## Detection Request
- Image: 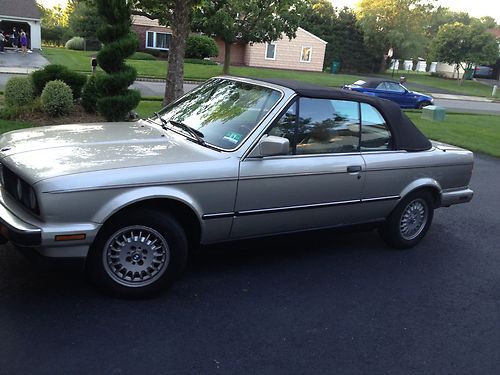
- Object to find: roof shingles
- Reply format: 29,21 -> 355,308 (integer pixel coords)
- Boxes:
0,0 -> 41,20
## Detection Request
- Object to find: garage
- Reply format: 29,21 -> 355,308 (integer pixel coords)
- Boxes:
0,0 -> 41,50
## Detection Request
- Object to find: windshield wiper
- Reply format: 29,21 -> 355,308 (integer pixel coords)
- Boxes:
153,112 -> 168,128
168,119 -> 206,145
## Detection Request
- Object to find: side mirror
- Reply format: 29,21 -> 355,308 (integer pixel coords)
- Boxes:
248,135 -> 290,157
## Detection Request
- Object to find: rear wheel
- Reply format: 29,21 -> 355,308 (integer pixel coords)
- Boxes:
379,191 -> 434,249
86,210 -> 188,297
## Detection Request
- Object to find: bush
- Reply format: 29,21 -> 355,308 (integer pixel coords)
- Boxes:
185,35 -> 219,59
4,77 -> 34,107
65,36 -> 86,50
41,80 -> 74,117
81,74 -> 100,113
184,58 -> 218,65
41,25 -> 69,47
31,64 -> 87,99
129,52 -> 156,60
97,89 -> 141,122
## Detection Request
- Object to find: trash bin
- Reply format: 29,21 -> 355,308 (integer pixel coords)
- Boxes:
463,68 -> 474,80
331,61 -> 341,74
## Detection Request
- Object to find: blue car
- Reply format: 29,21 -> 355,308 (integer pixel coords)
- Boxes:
343,79 -> 434,109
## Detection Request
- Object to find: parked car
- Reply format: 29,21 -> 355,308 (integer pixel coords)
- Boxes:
473,65 -> 494,79
0,77 -> 474,297
343,79 -> 434,109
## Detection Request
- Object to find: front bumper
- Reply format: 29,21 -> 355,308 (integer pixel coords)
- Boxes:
0,199 -> 41,247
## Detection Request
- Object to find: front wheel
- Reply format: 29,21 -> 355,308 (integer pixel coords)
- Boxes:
86,210 -> 188,298
378,191 -> 434,249
417,101 -> 431,109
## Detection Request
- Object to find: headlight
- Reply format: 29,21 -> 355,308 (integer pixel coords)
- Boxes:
16,179 -> 23,199
28,187 -> 38,211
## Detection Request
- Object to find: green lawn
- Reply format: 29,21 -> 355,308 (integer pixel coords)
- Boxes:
0,119 -> 33,133
135,100 -> 163,119
407,112 -> 500,157
381,71 -> 499,99
42,47 -> 498,99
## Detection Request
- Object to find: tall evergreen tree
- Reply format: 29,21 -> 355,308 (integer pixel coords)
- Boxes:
94,0 -> 141,121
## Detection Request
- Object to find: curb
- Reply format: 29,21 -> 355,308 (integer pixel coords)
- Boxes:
429,93 -> 495,103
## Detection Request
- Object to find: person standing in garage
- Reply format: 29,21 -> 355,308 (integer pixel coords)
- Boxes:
20,29 -> 27,55
10,27 -> 18,51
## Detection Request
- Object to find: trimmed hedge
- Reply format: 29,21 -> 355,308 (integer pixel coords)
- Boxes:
41,80 -> 74,117
4,76 -> 34,107
65,36 -> 85,50
185,35 -> 219,59
81,74 -> 100,113
31,64 -> 87,99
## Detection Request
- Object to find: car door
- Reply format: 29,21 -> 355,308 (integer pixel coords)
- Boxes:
231,97 -> 366,239
358,103 -> 416,221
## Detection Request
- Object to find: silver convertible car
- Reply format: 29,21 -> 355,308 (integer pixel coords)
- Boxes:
0,77 -> 473,296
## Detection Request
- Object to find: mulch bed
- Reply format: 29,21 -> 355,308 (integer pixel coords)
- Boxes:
17,104 -> 106,127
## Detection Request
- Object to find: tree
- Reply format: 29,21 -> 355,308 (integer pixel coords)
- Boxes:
430,22 -> 499,83
357,0 -> 432,72
95,0 -> 141,121
68,2 -> 102,39
192,0 -> 307,74
301,1 -> 378,72
133,0 -> 197,105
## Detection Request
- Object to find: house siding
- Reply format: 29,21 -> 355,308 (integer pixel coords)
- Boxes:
246,29 -> 326,72
212,39 -> 246,65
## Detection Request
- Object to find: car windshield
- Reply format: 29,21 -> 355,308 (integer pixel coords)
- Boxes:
156,78 -> 282,150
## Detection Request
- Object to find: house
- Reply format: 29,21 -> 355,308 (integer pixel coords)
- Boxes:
212,27 -> 327,72
131,17 -> 327,72
0,0 -> 41,49
132,15 -> 172,52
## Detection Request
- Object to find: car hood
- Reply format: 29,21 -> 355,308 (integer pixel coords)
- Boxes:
0,121 -> 223,184
410,90 -> 432,99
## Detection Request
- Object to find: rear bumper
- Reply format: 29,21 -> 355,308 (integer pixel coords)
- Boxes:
0,200 -> 41,247
440,188 -> 474,207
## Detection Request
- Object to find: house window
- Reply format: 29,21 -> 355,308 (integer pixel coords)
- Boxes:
146,31 -> 172,50
265,43 -> 276,60
300,46 -> 312,63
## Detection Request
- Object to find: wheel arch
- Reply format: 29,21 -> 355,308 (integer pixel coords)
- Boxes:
92,190 -> 203,249
399,178 -> 442,208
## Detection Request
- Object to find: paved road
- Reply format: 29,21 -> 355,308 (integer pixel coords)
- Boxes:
1,74 -> 499,115
0,154 -> 499,374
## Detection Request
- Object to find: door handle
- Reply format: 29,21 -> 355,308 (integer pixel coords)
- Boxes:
347,165 -> 362,173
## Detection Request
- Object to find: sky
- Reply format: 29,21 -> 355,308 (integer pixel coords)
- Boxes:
37,0 -> 500,23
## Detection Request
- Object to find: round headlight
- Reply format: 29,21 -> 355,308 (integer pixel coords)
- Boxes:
16,179 -> 23,199
28,188 -> 37,211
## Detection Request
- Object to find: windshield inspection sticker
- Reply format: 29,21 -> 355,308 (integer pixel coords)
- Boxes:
223,131 -> 243,144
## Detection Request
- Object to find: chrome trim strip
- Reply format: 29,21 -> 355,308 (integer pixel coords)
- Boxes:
202,212 -> 234,220
203,195 -> 403,220
237,199 -> 360,216
361,195 -> 400,203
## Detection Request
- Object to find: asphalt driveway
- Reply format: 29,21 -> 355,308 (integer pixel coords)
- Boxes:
0,49 -> 48,69
0,154 -> 499,374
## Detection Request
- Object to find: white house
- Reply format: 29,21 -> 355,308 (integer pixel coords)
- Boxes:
0,0 -> 41,50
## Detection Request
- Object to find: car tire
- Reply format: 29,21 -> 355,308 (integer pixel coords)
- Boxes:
86,210 -> 188,298
417,101 -> 431,109
378,191 -> 434,249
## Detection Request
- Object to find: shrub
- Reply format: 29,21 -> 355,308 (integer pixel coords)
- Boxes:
185,35 -> 219,59
81,74 -> 100,113
31,64 -> 87,99
41,25 -> 69,47
184,58 -> 218,66
129,52 -> 156,60
4,77 -> 34,107
65,36 -> 86,50
41,80 -> 74,117
97,89 -> 141,122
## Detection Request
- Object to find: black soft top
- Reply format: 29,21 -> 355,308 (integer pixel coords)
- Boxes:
252,78 -> 432,152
